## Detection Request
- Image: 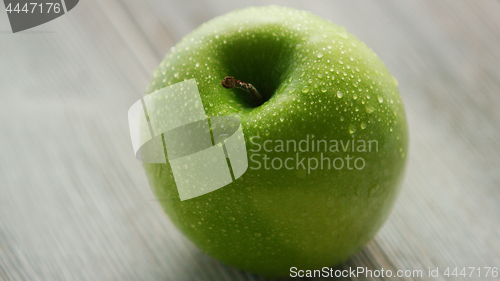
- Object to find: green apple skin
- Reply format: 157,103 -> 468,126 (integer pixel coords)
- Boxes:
143,6 -> 408,277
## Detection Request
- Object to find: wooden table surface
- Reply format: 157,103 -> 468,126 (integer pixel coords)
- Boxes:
1,0 -> 499,280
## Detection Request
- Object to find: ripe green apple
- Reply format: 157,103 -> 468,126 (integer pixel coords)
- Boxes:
143,5 -> 408,277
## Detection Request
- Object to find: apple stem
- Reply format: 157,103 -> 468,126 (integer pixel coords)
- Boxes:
222,76 -> 262,102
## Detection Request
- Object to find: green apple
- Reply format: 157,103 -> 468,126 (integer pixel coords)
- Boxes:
143,5 -> 408,277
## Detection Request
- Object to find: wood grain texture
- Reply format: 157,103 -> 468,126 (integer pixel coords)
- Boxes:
1,0 -> 499,280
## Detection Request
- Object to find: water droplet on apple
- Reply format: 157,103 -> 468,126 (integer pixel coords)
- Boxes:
369,184 -> 380,195
361,122 -> 367,129
378,96 -> 384,103
365,105 -> 374,114
348,124 -> 356,134
174,72 -> 179,78
301,86 -> 310,93
321,88 -> 327,93
353,94 -> 358,100
336,91 -> 343,98
280,117 -> 285,122
317,52 -> 323,58
195,62 -> 200,68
